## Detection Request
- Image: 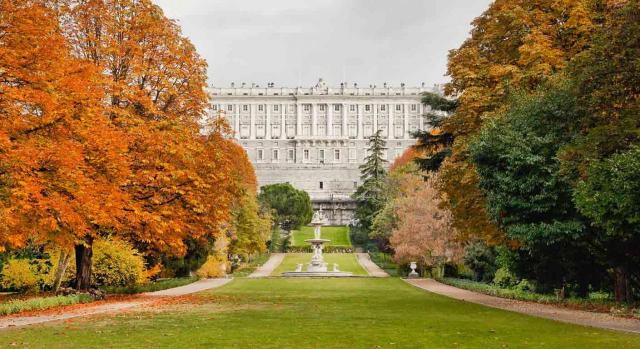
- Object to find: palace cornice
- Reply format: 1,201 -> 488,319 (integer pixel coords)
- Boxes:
211,94 -> 423,103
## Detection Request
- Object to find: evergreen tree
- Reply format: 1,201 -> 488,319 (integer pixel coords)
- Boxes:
412,92 -> 457,172
352,130 -> 388,247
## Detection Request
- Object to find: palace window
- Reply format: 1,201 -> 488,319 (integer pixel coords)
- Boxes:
303,149 -> 310,161
334,104 -> 340,112
273,105 -> 279,112
212,105 -> 217,111
227,105 -> 234,111
319,149 -> 325,163
396,104 -> 402,111
365,105 -> 371,112
349,148 -> 357,160
272,149 -> 279,161
258,105 -> 264,112
242,105 -> 248,112
288,149 -> 295,161
380,105 -> 386,111
319,104 -> 326,111
411,104 -> 417,111
334,149 -> 341,161
303,104 -> 311,112
256,149 -> 264,161
350,105 -> 356,112
319,181 -> 324,190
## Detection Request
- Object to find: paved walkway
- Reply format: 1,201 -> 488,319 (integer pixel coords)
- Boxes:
406,278 -> 640,334
0,278 -> 232,330
248,253 -> 284,278
356,253 -> 389,277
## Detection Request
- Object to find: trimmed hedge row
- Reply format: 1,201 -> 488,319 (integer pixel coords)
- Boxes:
286,246 -> 354,253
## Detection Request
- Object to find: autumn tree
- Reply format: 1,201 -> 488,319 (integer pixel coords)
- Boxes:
390,173 -> 460,275
43,0 -> 237,288
0,0 -> 130,282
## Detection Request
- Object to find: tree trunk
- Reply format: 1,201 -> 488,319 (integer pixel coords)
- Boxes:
52,249 -> 72,292
75,237 -> 94,290
614,267 -> 631,303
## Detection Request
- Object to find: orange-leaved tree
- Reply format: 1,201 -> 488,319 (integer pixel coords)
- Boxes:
57,0 -> 235,288
0,0 -> 130,272
390,172 -> 461,273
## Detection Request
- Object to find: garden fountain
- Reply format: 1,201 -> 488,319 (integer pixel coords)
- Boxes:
282,209 -> 353,277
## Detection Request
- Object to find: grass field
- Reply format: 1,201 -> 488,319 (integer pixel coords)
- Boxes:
270,253 -> 367,276
1,278 -> 639,348
290,226 -> 351,246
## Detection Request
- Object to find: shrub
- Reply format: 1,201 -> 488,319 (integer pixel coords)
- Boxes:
463,240 -> 497,282
92,238 -> 148,287
0,259 -> 41,293
196,254 -> 227,278
493,267 -> 519,288
515,279 -> 536,292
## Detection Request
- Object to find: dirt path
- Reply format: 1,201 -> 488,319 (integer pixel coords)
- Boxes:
406,278 -> 640,334
356,253 -> 389,277
0,278 -> 232,330
248,253 -> 284,278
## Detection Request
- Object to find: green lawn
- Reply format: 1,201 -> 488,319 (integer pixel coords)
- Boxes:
271,253 -> 367,276
1,278 -> 639,348
291,226 -> 351,246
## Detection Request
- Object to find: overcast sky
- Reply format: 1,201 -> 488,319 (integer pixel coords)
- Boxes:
153,0 -> 492,88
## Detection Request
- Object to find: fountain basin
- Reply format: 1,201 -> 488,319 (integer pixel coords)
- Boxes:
304,238 -> 331,244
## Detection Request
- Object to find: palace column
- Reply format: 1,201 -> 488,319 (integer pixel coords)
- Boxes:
403,103 -> 409,139
280,103 -> 286,139
388,103 -> 394,140
234,104 -> 240,139
265,103 -> 271,139
357,104 -> 363,139
311,103 -> 318,136
419,103 -> 425,131
296,103 -> 302,137
342,103 -> 348,138
373,103 -> 378,134
327,103 -> 333,136
250,104 -> 256,140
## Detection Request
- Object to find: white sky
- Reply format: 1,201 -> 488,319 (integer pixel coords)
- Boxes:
153,0 -> 492,87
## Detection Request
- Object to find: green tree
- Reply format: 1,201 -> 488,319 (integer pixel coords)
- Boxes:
258,183 -> 312,233
352,130 -> 387,247
575,145 -> 640,302
469,84 -> 606,293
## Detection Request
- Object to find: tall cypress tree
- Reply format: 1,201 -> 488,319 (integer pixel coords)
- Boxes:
351,130 -> 388,246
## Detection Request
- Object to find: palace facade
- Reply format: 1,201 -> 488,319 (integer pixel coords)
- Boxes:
210,79 -> 435,225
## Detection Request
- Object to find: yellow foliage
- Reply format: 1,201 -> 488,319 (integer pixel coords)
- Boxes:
0,259 -> 40,293
92,238 -> 148,287
196,254 -> 227,278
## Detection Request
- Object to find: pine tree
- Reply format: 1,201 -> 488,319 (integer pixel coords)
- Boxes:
351,130 -> 388,246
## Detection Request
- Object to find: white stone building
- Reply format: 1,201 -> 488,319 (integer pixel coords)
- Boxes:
210,79 -> 435,225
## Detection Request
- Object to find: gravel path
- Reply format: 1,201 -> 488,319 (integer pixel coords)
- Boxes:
248,253 -> 284,278
0,278 -> 232,330
356,253 -> 389,277
406,278 -> 640,334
